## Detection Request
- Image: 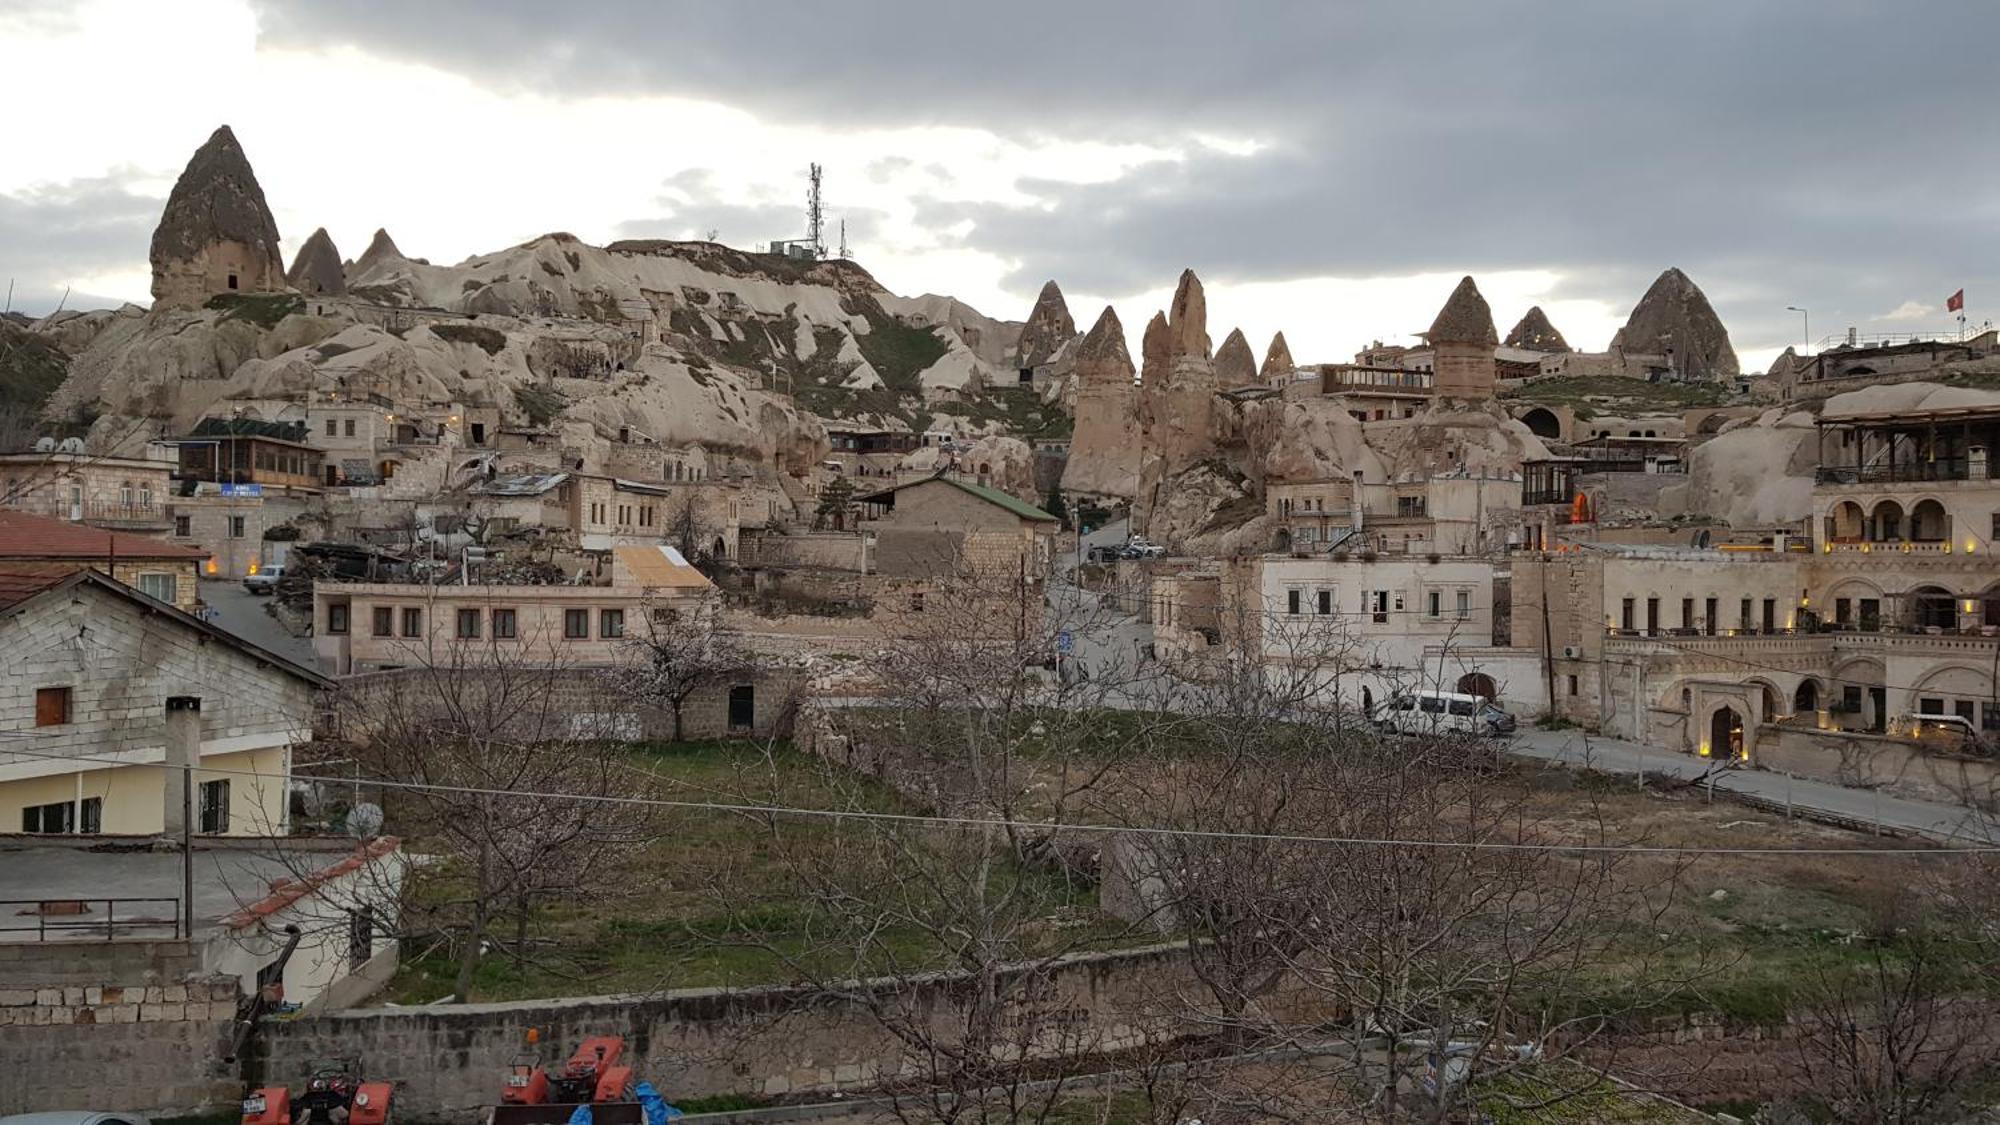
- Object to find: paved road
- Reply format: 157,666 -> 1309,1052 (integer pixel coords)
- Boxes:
197,579 -> 317,668
1511,726 -> 1996,843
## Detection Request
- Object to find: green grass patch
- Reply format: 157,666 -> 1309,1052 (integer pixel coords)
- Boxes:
0,321 -> 69,423
1475,1061 -> 1710,1123
431,322 -> 508,355
205,291 -> 304,328
1501,375 -> 1733,419
513,382 -> 568,426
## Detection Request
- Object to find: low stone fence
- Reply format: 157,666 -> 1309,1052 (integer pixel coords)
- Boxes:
260,942 -> 1323,1118
1758,724 -> 2000,808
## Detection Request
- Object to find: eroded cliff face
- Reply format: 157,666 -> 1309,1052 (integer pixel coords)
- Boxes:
1662,409 -> 1817,525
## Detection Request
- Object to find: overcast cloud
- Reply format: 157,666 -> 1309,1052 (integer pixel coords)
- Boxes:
4,0 -> 1997,367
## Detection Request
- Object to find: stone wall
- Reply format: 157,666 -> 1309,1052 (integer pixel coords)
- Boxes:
740,531 -> 873,573
258,942 -> 1320,1118
1758,725 -> 2000,808
0,941 -> 241,1114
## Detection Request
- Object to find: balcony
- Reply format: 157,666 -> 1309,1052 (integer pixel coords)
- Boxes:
1815,460 -> 1992,487
3,498 -> 173,531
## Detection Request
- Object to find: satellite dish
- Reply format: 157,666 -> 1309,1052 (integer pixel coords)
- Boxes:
344,802 -> 384,838
58,437 -> 85,454
33,437 -> 55,452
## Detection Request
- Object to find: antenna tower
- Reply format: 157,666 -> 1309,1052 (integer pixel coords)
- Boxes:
807,163 -> 825,259
838,219 -> 848,260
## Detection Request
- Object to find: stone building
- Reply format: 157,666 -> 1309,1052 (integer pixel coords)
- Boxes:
149,125 -> 287,309
856,475 -> 1059,578
0,508 -> 206,611
0,567 -> 328,837
0,448 -> 176,536
1425,276 -> 1499,399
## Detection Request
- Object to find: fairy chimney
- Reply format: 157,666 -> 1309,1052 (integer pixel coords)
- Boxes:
1503,306 -> 1569,353
1260,331 -> 1296,385
1213,328 -> 1258,387
1610,267 -> 1739,379
286,227 -> 346,296
1015,280 -> 1077,372
1426,276 -> 1499,399
149,125 -> 286,308
1061,306 -> 1143,499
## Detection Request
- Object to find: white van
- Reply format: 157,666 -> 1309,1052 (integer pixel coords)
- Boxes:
1370,690 -> 1517,738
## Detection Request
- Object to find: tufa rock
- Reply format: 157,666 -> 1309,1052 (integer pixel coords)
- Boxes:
1213,327 -> 1258,386
1167,269 -> 1210,359
1014,280 -> 1076,369
1503,306 -> 1568,352
1260,332 -> 1295,382
1427,276 -> 1499,345
1427,276 -> 1499,399
1141,311 -> 1173,378
286,228 -> 346,296
1062,306 -> 1143,499
351,228 -> 407,279
149,125 -> 286,309
1611,267 -> 1739,379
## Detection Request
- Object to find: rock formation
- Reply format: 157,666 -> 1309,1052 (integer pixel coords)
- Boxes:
1167,269 -> 1210,359
286,228 -> 346,296
1060,306 -> 1142,499
1426,276 -> 1498,399
350,228 -> 407,280
1260,332 -> 1295,383
1136,270 -> 1226,535
1014,280 -> 1076,370
1611,267 -> 1739,379
1503,306 -> 1568,352
1213,327 -> 1258,387
149,125 -> 286,308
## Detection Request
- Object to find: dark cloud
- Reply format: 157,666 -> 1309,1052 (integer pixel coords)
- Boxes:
0,174 -> 160,316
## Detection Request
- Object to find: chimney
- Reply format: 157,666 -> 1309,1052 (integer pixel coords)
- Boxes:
1350,470 -> 1365,533
164,696 -> 201,836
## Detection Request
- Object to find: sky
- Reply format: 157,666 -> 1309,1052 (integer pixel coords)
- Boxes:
4,0 -> 1998,373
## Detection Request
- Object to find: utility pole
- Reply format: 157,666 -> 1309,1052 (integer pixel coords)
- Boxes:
807,164 -> 825,259
838,218 -> 848,261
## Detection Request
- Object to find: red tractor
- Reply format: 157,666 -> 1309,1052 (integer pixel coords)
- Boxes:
242,1058 -> 392,1125
492,1035 -> 642,1125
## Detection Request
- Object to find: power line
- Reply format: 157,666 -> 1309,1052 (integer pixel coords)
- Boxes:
2,742 -> 1993,858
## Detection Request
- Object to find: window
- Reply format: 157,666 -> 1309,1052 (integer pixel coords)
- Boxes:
1455,590 -> 1471,618
1762,598 -> 1777,634
1681,598 -> 1694,631
80,796 -> 101,834
728,684 -> 756,731
564,608 -> 589,639
1620,597 -> 1635,632
1287,589 -> 1301,615
1567,674 -> 1579,696
1835,598 -> 1852,625
1740,598 -> 1753,631
910,592 -> 926,614
1447,699 -> 1476,716
349,907 -> 375,968
226,272 -> 238,290
228,516 -> 246,538
326,603 -> 350,635
1645,597 -> 1660,636
35,686 -> 71,727
199,780 -> 230,834
326,419 -> 338,437
400,607 -> 422,638
344,418 -> 356,438
174,515 -> 191,537
456,608 -> 481,639
22,801 -> 73,834
371,606 -> 393,637
137,572 -> 177,603
600,609 -> 625,639
1427,591 -> 1442,618
1369,590 -> 1390,624
1418,696 -> 1446,713
1705,597 -> 1718,636
1316,590 -> 1332,616
492,608 -> 517,639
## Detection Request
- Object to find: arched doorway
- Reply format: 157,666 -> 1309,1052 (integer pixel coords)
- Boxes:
1870,499 -> 1905,542
1908,585 -> 1957,631
713,536 -> 728,559
1708,706 -> 1744,760
1793,679 -> 1820,714
1754,681 -> 1782,723
1910,498 -> 1950,542
1520,407 -> 1561,439
1828,501 -> 1865,543
1457,672 -> 1497,700
1273,528 -> 1293,553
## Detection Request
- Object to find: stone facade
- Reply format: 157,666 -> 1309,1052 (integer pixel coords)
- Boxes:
0,451 -> 175,534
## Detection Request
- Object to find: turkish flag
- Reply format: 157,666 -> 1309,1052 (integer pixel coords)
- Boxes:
1947,289 -> 1965,312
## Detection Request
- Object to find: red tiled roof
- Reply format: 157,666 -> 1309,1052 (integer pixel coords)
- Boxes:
0,562 -> 83,611
0,508 -> 206,561
222,837 -> 403,930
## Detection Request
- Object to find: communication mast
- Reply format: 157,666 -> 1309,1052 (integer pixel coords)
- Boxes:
807,163 -> 825,259
838,219 -> 848,260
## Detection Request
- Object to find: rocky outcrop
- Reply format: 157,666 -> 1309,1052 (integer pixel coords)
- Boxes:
149,125 -> 286,308
286,228 -> 346,296
1611,267 -> 1739,379
1167,270 -> 1210,359
1014,280 -> 1075,369
1137,270 -> 1226,534
349,229 -> 407,281
1260,332 -> 1295,382
1661,408 -> 1815,525
1213,328 -> 1258,387
1427,276 -> 1498,399
1061,306 -> 1142,499
1503,306 -> 1568,352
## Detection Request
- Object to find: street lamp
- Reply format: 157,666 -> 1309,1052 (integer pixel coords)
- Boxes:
1786,306 -> 1809,351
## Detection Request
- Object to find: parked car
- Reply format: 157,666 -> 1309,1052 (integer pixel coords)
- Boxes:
242,563 -> 286,595
1888,712 -> 1989,751
1085,545 -> 1122,565
1120,536 -> 1167,560
1371,691 -> 1517,738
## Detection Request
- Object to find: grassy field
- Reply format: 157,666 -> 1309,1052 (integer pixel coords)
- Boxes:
384,739 -> 1122,1003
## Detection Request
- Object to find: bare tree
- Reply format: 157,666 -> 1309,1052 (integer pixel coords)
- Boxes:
619,595 -> 752,742
665,490 -> 718,565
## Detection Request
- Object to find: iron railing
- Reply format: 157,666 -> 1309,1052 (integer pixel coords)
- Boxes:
0,897 -> 180,941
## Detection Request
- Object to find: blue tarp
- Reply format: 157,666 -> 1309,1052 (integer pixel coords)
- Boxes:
565,1105 -> 593,1125
635,1081 -> 683,1123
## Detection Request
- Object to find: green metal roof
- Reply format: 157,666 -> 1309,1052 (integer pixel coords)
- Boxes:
861,475 -> 1059,523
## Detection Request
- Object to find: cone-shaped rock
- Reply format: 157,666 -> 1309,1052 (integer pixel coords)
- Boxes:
1015,280 -> 1076,369
149,124 -> 286,308
1427,276 -> 1498,345
286,227 -> 346,296
1063,306 -> 1143,499
1260,331 -> 1295,381
1167,269 -> 1210,359
1141,311 -> 1173,378
1214,327 -> 1258,386
1503,306 -> 1568,352
1610,267 -> 1739,378
1428,276 -> 1498,398
352,228 -> 407,278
